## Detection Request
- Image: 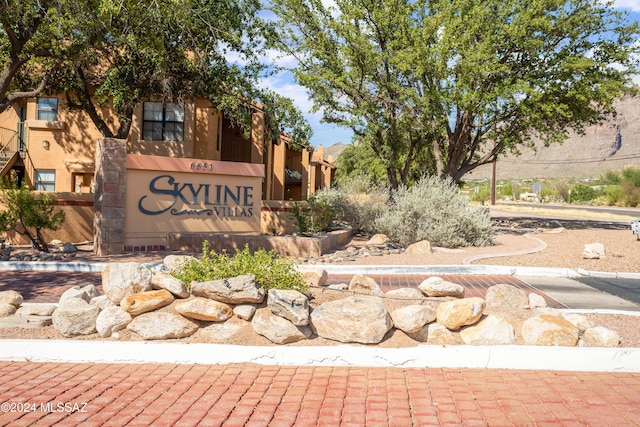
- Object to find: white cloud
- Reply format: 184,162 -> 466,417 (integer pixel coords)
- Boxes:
614,0 -> 640,12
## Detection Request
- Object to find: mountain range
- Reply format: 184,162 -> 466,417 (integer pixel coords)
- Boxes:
323,95 -> 640,180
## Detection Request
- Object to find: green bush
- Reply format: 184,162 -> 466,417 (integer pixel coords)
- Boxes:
374,176 -> 494,248
569,183 -> 603,204
313,178 -> 388,235
291,195 -> 333,236
171,242 -> 307,292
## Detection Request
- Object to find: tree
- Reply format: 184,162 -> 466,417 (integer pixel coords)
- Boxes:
0,184 -> 66,252
270,0 -> 640,188
0,0 -> 89,114
1,0 -> 312,148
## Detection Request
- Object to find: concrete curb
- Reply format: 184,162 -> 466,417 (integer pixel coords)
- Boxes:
0,260 -> 637,279
1,339 -> 638,372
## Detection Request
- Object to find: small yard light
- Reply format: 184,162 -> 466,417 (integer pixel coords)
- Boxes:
42,140 -> 50,150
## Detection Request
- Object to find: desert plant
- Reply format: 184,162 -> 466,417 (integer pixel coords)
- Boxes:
569,183 -> 603,204
374,175 -> 494,248
171,242 -> 307,292
0,184 -> 65,252
291,195 -> 333,236
313,178 -> 388,235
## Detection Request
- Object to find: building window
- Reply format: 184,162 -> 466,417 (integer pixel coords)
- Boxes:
37,98 -> 58,121
143,102 -> 184,141
35,170 -> 55,191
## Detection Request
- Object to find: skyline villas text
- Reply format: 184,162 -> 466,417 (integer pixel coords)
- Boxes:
138,174 -> 255,217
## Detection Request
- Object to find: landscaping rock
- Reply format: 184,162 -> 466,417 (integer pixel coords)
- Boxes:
460,315 -> 515,345
327,283 -> 348,291
310,295 -> 393,344
59,286 -> 92,303
102,262 -> 153,304
426,323 -> 458,345
267,289 -> 310,326
58,242 -> 78,253
582,326 -> 620,347
96,306 -> 132,338
390,305 -> 437,334
126,312 -> 199,340
436,297 -> 485,331
52,299 -> 100,337
348,274 -> 384,296
15,305 -> 56,316
562,313 -> 595,333
0,290 -> 23,307
583,243 -> 606,259
485,284 -> 528,313
251,308 -> 311,344
528,293 -> 547,309
406,240 -> 432,255
366,234 -> 388,245
233,305 -> 256,321
174,298 -> 233,322
521,315 -> 579,346
385,288 -> 425,300
163,254 -> 197,272
198,317 -> 247,341
151,271 -> 190,298
297,266 -> 328,287
418,277 -> 465,298
0,303 -> 17,317
191,274 -> 265,304
90,295 -> 117,310
120,290 -> 175,316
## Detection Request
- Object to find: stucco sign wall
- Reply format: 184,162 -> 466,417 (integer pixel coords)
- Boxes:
125,155 -> 264,246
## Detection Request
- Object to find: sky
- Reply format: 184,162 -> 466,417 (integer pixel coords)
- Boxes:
260,2 -> 640,150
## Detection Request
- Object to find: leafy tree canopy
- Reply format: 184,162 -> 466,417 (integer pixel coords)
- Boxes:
270,0 -> 640,187
1,0 -> 311,150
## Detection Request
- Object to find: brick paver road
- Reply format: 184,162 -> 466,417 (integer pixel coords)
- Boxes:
1,362 -> 639,426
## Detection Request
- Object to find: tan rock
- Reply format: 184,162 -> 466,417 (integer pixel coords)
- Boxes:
348,274 -> 384,296
174,298 -> 233,322
419,277 -> 465,298
0,303 -> 17,317
102,262 -> 153,304
310,295 -> 393,344
582,326 -> 620,347
251,308 -> 311,344
297,266 -> 328,287
406,240 -> 432,255
485,284 -> 528,313
366,234 -> 388,245
120,290 -> 175,316
126,312 -> 199,340
151,271 -> 190,298
385,288 -> 425,300
436,297 -> 485,331
460,315 -> 515,345
390,305 -> 437,334
521,315 -> 579,346
0,290 -> 23,307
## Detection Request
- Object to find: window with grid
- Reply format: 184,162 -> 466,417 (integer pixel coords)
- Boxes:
37,98 -> 58,121
35,170 -> 55,191
143,102 -> 184,141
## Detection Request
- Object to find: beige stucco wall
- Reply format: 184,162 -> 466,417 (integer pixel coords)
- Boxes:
0,192 -> 94,246
124,155 -> 264,247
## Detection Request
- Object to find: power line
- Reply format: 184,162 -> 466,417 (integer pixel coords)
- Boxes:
499,152 -> 640,165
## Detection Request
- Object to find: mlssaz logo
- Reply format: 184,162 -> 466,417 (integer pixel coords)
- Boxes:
137,175 -> 254,217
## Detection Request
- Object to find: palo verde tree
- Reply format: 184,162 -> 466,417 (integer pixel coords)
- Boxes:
270,0 -> 640,188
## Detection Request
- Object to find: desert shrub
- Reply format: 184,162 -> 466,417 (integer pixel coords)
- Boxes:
291,196 -> 333,236
171,242 -> 307,292
313,177 -> 388,235
600,167 -> 640,206
374,176 -> 494,248
569,183 -> 602,204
